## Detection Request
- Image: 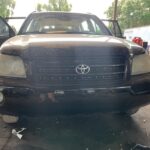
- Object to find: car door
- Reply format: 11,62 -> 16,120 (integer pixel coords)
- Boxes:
0,16 -> 15,46
102,19 -> 123,38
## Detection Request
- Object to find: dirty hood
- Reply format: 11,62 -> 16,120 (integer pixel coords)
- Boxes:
0,34 -> 144,56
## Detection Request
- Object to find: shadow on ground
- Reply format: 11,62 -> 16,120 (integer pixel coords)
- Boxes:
4,112 -> 149,150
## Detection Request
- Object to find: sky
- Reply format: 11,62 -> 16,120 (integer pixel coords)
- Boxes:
10,0 -> 113,31
13,0 -> 114,18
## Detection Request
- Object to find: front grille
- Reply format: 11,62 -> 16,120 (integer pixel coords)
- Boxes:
23,46 -> 129,90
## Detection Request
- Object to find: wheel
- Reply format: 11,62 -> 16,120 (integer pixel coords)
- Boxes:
2,114 -> 19,124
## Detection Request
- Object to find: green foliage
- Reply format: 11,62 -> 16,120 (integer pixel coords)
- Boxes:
37,0 -> 72,12
0,0 -> 16,17
105,0 -> 150,30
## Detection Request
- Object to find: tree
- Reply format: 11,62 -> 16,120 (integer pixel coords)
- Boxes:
0,0 -> 16,17
105,0 -> 150,30
37,0 -> 72,12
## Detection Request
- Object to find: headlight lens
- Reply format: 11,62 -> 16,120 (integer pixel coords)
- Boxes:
132,54 -> 150,75
0,54 -> 26,78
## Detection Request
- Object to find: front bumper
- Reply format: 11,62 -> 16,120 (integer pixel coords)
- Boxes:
0,73 -> 150,115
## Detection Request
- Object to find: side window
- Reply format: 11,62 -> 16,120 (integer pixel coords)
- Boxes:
102,20 -> 123,38
0,19 -> 9,37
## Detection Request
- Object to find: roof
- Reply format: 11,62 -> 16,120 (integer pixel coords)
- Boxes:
31,11 -> 95,16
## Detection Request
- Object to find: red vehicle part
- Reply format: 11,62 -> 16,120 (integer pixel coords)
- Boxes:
132,37 -> 143,47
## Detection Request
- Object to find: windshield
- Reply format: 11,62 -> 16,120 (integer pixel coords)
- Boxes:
19,13 -> 110,35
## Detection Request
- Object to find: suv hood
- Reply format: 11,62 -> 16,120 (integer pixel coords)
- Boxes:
0,34 -> 144,56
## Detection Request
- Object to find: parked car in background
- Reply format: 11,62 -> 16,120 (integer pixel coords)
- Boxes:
124,26 -> 150,51
0,12 -> 150,123
0,17 -> 15,46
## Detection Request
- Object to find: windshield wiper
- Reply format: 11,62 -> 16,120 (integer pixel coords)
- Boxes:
22,31 -> 45,35
22,31 -> 100,35
61,31 -> 100,35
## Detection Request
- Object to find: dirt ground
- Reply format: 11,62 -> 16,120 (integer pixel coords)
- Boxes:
0,105 -> 150,150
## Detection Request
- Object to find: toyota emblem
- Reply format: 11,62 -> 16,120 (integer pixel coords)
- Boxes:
75,64 -> 90,75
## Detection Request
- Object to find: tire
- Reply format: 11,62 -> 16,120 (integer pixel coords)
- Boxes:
2,114 -> 19,124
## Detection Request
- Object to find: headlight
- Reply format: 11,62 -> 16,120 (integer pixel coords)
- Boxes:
0,54 -> 26,78
132,54 -> 150,75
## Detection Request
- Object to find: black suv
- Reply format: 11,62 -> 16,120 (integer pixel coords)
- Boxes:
0,12 -> 150,121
